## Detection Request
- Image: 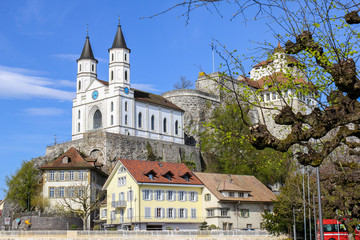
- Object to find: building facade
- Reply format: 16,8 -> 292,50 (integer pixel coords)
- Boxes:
39,147 -> 108,228
194,172 -> 276,230
101,159 -> 204,230
72,24 -> 184,144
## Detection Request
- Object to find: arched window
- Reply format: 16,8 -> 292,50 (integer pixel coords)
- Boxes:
138,112 -> 142,128
111,115 -> 114,125
79,64 -> 81,71
111,102 -> 114,112
125,53 -> 127,61
151,115 -> 155,131
163,118 -> 167,133
78,123 -> 80,132
175,120 -> 178,135
111,71 -> 114,81
125,102 -> 128,111
78,81 -> 81,90
92,64 -> 94,72
78,110 -> 80,119
125,115 -> 128,125
125,71 -> 128,81
112,53 -> 114,61
93,110 -> 102,129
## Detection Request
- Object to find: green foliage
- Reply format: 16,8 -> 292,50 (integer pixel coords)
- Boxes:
70,224 -> 77,230
93,225 -> 101,230
183,161 -> 196,171
200,103 -> 290,186
208,224 -> 217,230
5,160 -> 41,211
146,142 -> 161,161
199,221 -> 209,230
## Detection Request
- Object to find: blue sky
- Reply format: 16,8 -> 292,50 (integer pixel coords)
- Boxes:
0,0 -> 278,199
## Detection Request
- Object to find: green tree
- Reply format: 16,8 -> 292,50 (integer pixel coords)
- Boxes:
5,160 -> 41,211
200,102 -> 290,186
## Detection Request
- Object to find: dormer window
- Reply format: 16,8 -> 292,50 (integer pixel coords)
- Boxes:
62,156 -> 70,164
181,173 -> 191,182
149,173 -> 154,180
163,171 -> 174,181
145,170 -> 157,180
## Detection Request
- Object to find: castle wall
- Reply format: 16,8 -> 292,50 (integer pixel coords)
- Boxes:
42,131 -> 201,174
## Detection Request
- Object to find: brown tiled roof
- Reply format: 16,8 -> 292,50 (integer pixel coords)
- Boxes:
97,79 -> 109,86
120,159 -> 203,185
134,89 -> 184,112
39,147 -> 107,176
194,172 -> 276,202
217,180 -> 251,192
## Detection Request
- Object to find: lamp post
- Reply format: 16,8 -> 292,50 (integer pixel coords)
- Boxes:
316,167 -> 324,240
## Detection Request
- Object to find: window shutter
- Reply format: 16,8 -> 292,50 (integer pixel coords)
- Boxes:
154,208 -> 157,218
161,190 -> 164,201
162,208 -> 165,219
55,187 -> 59,198
83,172 -> 88,181
195,192 -> 198,201
142,190 -> 145,200
75,171 -> 79,180
184,191 -> 187,201
177,191 -> 180,201
166,190 -> 169,201
166,208 -> 169,218
173,208 -> 176,218
150,190 -> 153,200
65,172 -> 69,181
185,208 -> 188,218
46,172 -> 50,182
112,193 -> 115,202
55,172 -> 59,181
65,187 -> 69,197
178,208 -> 180,218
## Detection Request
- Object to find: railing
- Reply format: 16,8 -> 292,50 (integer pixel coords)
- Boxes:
111,201 -> 127,208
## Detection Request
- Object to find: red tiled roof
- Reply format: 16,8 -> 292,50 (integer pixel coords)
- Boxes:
39,147 -> 106,176
194,172 -> 276,202
97,79 -> 109,86
134,89 -> 184,112
120,159 -> 203,185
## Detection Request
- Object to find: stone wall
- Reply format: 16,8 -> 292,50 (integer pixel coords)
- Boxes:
42,131 -> 201,173
162,89 -> 220,145
9,216 -> 83,230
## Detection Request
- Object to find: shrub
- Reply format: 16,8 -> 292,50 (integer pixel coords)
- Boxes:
93,225 -> 101,230
70,225 -> 77,230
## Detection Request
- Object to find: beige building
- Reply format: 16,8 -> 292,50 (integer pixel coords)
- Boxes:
194,172 -> 276,230
39,147 -> 108,229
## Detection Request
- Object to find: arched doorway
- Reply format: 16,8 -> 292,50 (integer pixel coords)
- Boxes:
93,110 -> 102,129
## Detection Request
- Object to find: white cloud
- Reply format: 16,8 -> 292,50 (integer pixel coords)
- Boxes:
132,83 -> 161,93
0,65 -> 75,101
59,80 -> 76,88
53,54 -> 78,61
23,107 -> 65,116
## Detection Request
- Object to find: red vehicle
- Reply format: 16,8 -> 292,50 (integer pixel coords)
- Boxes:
317,219 -> 349,240
355,224 -> 360,240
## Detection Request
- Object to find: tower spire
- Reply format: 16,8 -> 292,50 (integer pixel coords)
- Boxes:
77,33 -> 98,62
109,21 -> 130,52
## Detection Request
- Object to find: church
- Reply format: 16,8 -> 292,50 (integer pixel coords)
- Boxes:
72,24 -> 184,144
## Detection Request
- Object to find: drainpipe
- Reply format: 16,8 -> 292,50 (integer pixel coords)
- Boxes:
236,201 -> 241,230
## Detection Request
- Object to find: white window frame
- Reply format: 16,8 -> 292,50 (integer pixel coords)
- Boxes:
50,171 -> 55,181
167,190 -> 176,201
49,187 -> 55,198
155,207 -> 164,219
59,187 -> 65,198
191,208 -> 197,219
167,208 -> 176,219
154,190 -> 164,201
189,191 -> 197,201
143,189 -> 152,201
69,170 -> 74,181
145,207 -> 151,219
59,171 -> 65,181
178,191 -> 187,201
178,208 -> 187,219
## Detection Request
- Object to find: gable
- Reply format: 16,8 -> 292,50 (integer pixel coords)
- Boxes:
87,79 -> 108,91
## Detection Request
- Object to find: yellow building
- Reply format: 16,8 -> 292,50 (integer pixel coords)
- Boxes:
101,159 -> 204,230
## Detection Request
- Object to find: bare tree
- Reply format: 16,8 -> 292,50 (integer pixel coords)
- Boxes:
174,76 -> 194,89
61,184 -> 105,230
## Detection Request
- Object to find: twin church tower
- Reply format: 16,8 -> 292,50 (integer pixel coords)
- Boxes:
72,24 -> 184,144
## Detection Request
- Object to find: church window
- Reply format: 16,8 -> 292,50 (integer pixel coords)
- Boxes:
125,115 -> 128,125
111,102 -> 114,112
92,64 -> 94,72
125,71 -> 128,81
78,81 -> 81,90
163,118 -> 167,133
93,109 -> 102,129
78,110 -> 81,119
112,53 -> 114,61
79,64 -> 82,72
111,71 -> 114,81
125,102 -> 128,111
175,120 -> 178,135
151,115 -> 155,130
138,112 -> 142,128
125,53 -> 127,61
111,115 -> 114,125
77,123 -> 80,132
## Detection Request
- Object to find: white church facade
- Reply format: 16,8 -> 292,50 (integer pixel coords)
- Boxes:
72,24 -> 184,144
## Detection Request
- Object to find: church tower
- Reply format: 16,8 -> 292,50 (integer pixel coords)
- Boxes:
76,34 -> 98,93
108,24 -> 131,88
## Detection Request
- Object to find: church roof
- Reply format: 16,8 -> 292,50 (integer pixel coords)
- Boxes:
134,89 -> 184,112
77,36 -> 98,62
109,24 -> 130,52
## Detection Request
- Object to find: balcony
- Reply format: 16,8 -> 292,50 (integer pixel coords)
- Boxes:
111,200 -> 127,208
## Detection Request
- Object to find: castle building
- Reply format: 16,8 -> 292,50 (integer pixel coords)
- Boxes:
72,24 -> 184,144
